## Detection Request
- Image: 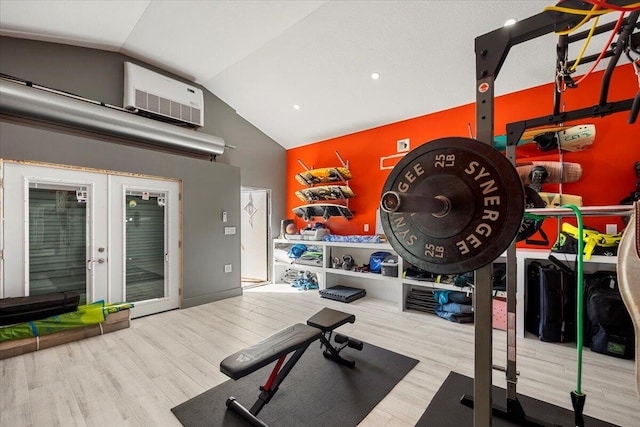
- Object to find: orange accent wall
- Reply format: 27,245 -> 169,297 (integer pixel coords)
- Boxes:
286,64 -> 639,249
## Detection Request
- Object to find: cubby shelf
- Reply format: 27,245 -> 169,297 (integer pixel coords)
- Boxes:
273,237 -> 619,338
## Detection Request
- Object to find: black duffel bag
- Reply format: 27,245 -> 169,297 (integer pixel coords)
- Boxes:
585,271 -> 635,359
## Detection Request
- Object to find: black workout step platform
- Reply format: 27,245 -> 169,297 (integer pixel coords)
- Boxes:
319,285 -> 366,303
307,307 -> 355,332
220,323 -> 322,380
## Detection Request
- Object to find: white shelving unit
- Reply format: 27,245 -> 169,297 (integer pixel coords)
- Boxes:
273,237 -> 621,338
273,240 -> 326,289
513,204 -> 631,337
273,239 -> 403,305
273,238 -> 493,312
515,249 -> 617,338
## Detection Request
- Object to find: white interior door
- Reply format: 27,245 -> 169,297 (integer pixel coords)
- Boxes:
1,162 -> 108,303
1,161 -> 181,318
241,188 -> 269,282
109,176 -> 180,317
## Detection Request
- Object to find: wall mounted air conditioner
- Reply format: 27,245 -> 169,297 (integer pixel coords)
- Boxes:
124,62 -> 204,128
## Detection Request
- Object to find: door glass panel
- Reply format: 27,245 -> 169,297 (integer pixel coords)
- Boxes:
125,192 -> 166,302
28,186 -> 87,303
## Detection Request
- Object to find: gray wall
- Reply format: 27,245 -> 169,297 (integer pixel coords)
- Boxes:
0,36 -> 287,307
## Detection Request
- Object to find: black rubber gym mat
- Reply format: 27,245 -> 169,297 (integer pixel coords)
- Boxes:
416,371 -> 618,427
171,341 -> 418,427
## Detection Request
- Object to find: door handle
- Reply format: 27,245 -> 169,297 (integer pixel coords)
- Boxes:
86,258 -> 106,270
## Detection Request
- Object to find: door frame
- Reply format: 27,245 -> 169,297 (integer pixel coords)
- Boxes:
240,186 -> 272,285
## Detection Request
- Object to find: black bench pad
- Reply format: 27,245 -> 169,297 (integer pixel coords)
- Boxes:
306,307 -> 355,331
220,323 -> 322,380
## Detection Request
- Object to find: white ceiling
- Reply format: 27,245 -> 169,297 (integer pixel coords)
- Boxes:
0,1 -> 620,149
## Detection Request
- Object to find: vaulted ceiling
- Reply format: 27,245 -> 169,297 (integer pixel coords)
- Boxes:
0,1 -> 621,149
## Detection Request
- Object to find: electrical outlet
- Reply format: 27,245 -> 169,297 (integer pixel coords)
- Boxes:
605,224 -> 617,235
364,223 -> 369,232
224,264 -> 232,273
397,138 -> 410,152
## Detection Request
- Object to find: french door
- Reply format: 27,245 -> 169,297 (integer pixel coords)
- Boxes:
109,175 -> 180,317
1,161 -> 181,318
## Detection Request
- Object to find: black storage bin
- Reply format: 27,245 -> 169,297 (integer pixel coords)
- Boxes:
380,255 -> 399,277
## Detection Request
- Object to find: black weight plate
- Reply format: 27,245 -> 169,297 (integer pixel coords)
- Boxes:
380,137 -> 524,275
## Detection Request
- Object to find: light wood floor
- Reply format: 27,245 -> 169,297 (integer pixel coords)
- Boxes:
1,284 -> 638,427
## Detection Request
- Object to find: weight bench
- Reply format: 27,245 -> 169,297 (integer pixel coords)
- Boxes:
220,307 -> 362,426
307,307 -> 363,367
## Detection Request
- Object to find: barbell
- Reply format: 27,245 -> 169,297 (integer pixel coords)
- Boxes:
379,137 -> 525,275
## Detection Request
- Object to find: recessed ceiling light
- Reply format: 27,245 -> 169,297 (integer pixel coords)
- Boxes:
371,72 -> 380,80
293,104 -> 300,110
504,18 -> 517,27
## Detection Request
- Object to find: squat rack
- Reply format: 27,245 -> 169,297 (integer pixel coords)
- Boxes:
472,2 -> 639,426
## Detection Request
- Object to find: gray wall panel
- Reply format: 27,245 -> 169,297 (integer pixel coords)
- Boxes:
203,89 -> 287,235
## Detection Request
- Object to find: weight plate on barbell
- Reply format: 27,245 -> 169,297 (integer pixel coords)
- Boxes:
380,137 -> 525,275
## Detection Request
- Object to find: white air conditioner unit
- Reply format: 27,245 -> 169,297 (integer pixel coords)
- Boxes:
124,62 -> 204,128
